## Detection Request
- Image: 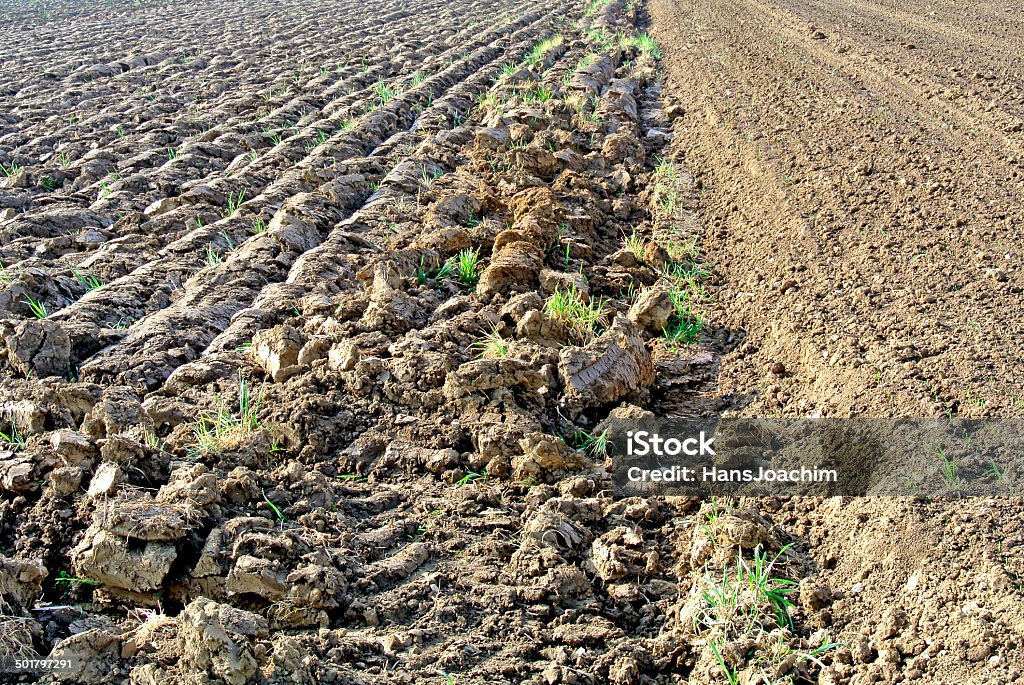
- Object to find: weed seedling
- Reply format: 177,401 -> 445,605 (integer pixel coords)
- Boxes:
575,53 -> 598,72
455,470 -> 486,489
141,427 -> 164,451
695,544 -> 797,654
262,489 -> 287,523
0,261 -> 13,285
743,545 -> 798,628
40,176 -> 57,190
661,283 -> 705,346
587,27 -> 614,50
522,85 -> 554,105
524,35 -> 564,69
0,162 -> 21,177
626,33 -> 662,60
72,266 -> 103,291
709,637 -> 740,685
166,147 -> 178,161
416,256 -> 453,285
0,423 -> 26,451
251,217 -> 268,234
990,459 -> 1007,486
584,0 -> 613,16
662,313 -> 704,345
205,246 -> 223,267
420,166 -> 444,188
574,429 -> 610,456
655,156 -> 677,180
938,447 -> 962,489
23,296 -> 47,319
623,230 -> 646,259
223,189 -> 246,217
53,571 -> 101,588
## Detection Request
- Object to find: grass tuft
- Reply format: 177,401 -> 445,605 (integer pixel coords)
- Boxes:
188,378 -> 264,457
455,470 -> 487,489
662,284 -> 704,345
521,85 -> 554,105
420,166 -> 444,189
224,189 -> 246,217
205,246 -> 223,267
525,35 -> 564,69
410,70 -> 428,87
373,79 -> 400,105
416,256 -> 453,285
938,447 -> 962,489
622,229 -> 646,259
545,286 -> 607,344
472,327 -> 510,359
53,571 -> 101,588
452,247 -> 481,288
623,33 -> 662,60
695,545 -> 797,635
573,428 -> 610,456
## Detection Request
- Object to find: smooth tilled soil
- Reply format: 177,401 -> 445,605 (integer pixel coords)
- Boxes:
0,0 -> 1021,684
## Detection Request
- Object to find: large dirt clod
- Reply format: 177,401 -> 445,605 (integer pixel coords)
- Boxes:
71,527 -> 177,592
627,286 -> 674,335
0,556 -> 46,611
178,597 -> 269,685
558,315 -> 655,410
252,324 -> 305,382
5,319 -> 72,378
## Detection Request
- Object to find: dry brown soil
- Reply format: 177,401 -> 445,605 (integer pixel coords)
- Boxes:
650,0 -> 1024,682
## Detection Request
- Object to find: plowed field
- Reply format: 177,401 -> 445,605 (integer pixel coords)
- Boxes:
0,0 -> 1022,684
